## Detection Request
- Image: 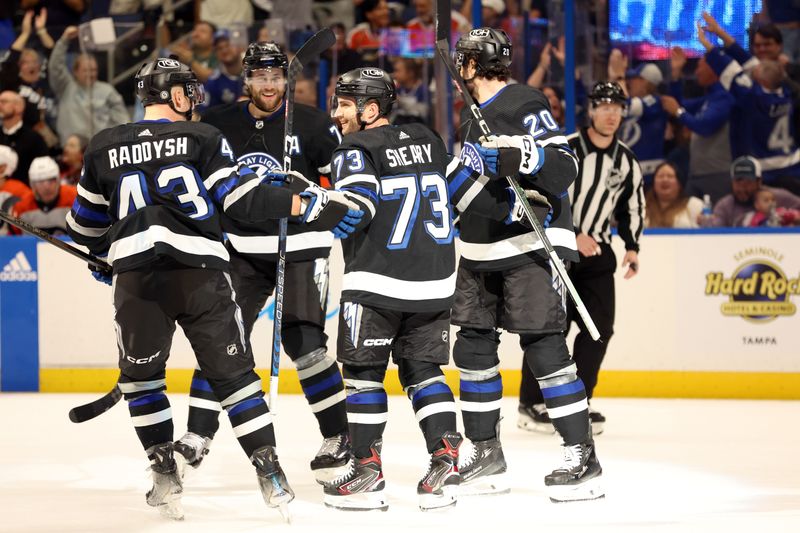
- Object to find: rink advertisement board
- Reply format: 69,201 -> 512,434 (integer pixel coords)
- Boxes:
1,229 -> 798,397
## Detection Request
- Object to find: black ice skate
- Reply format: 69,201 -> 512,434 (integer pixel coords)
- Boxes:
323,440 -> 388,511
145,442 -> 184,520
517,403 -> 556,434
418,432 -> 462,511
544,441 -> 604,502
458,437 -> 510,496
173,432 -> 213,478
310,431 -> 352,484
588,405 -> 605,435
252,445 -> 295,522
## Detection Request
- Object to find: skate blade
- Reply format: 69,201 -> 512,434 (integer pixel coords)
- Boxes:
419,485 -> 458,511
547,475 -> 604,503
323,490 -> 389,512
517,417 -> 556,434
278,502 -> 292,523
459,472 -> 510,497
313,462 -> 352,485
156,497 -> 185,521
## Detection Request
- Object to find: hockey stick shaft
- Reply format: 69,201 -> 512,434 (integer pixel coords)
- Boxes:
0,210 -> 111,275
270,28 -> 336,411
433,35 -> 601,341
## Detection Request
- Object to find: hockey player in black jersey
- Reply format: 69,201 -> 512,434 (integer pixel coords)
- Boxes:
66,57 -> 358,520
452,28 -> 604,502
321,68 -> 523,512
178,42 -> 353,484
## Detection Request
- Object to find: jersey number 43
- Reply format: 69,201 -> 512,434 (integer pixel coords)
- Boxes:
117,163 -> 214,221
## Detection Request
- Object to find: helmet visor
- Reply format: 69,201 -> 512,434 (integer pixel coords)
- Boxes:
245,67 -> 286,88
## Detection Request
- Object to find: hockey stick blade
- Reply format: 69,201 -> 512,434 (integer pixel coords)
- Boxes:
0,210 -> 111,274
434,34 -> 602,341
292,28 -> 335,71
68,385 -> 122,423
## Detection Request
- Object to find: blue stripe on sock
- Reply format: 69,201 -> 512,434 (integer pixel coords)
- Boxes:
302,373 -> 342,397
128,393 -> 166,407
412,382 -> 451,402
541,379 -> 585,399
346,392 -> 387,405
460,379 -> 503,394
191,378 -> 213,392
227,397 -> 263,417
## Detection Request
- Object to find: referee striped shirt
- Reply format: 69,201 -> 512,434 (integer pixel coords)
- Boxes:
567,128 -> 645,251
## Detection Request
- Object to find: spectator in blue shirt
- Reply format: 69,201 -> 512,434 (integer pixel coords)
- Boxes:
201,30 -> 244,109
661,45 -> 735,203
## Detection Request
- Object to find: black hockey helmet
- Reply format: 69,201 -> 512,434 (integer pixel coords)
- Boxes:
243,41 -> 288,77
135,57 -> 204,108
588,81 -> 627,108
334,67 -> 396,116
455,27 -> 512,75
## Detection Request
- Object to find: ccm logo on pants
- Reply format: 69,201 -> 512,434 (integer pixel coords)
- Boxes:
363,338 -> 393,347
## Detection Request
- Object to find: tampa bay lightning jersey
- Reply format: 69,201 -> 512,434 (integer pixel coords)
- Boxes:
458,83 -> 579,271
201,99 -> 341,262
619,94 -> 667,180
333,123 -> 510,312
66,119 -> 294,273
706,46 -> 800,182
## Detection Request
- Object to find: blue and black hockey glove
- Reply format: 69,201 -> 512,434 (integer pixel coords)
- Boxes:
333,209 -> 365,239
479,134 -> 544,177
89,263 -> 112,286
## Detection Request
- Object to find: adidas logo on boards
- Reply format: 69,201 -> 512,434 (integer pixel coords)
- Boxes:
0,251 -> 38,281
138,128 -> 153,137
399,131 -> 410,140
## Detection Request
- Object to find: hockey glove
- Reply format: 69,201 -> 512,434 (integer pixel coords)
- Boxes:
333,209 -> 365,239
506,187 -> 552,229
301,186 -> 365,232
88,263 -> 112,286
479,134 -> 544,176
264,169 -> 315,195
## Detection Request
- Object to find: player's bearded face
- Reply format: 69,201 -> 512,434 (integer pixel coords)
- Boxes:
247,68 -> 287,113
331,97 -> 360,135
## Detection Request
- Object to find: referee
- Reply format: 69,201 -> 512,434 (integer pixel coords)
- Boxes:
518,81 -> 645,435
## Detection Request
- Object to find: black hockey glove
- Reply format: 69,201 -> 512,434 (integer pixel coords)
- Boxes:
506,187 -> 552,229
301,186 -> 364,233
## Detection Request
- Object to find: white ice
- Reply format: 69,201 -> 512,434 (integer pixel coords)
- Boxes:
1,394 -> 799,533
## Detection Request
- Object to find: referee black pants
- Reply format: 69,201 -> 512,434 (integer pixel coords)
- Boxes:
520,243 -> 616,404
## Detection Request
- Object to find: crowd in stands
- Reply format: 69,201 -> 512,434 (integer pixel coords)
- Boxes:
0,0 -> 798,237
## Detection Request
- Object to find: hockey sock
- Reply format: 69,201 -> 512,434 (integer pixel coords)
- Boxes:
120,375 -> 173,451
295,348 -> 348,437
343,364 -> 388,458
187,368 -> 222,438
537,363 -> 590,445
208,371 -> 275,458
454,328 -> 503,442
407,377 -> 458,453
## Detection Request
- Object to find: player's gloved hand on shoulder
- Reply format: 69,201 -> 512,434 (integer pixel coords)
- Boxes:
333,208 -> 364,239
506,187 -> 552,229
88,263 -> 112,286
264,169 -> 315,194
301,186 -> 364,233
479,134 -> 544,176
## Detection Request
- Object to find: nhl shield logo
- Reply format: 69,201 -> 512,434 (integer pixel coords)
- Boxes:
605,168 -> 625,189
227,344 -> 238,356
460,142 -> 485,174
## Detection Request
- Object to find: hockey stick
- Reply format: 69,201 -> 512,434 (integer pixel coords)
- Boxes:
68,383 -> 122,423
270,27 -> 336,412
434,2 -> 601,341
0,210 -> 111,275
0,211 -> 122,420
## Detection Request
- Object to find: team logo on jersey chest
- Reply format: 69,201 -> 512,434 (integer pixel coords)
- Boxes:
238,152 -> 282,177
460,142 -> 485,174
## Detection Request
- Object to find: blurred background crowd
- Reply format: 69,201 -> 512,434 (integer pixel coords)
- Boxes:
0,0 -> 798,236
